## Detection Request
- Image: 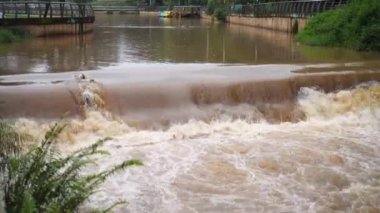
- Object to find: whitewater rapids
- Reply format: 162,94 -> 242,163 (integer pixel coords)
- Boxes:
11,81 -> 380,213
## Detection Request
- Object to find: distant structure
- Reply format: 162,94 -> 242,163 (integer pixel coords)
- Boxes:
173,6 -> 201,18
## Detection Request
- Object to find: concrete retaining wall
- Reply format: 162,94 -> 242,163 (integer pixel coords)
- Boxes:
11,23 -> 94,37
94,11 -> 139,15
139,11 -> 159,16
226,15 -> 308,33
297,18 -> 308,32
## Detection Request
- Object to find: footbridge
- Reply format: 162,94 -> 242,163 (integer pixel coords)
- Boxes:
232,0 -> 348,18
0,1 -> 94,35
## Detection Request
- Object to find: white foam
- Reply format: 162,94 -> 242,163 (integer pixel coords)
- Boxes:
12,84 -> 380,212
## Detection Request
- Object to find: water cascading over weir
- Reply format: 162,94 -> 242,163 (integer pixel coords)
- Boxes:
0,0 -> 95,36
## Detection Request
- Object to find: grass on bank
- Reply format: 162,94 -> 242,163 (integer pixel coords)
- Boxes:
296,0 -> 380,51
0,122 -> 142,212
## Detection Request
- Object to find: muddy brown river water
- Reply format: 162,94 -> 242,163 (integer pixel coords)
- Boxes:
1,14 -> 380,212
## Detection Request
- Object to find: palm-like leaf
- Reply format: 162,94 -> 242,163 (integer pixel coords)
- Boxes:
1,122 -> 142,212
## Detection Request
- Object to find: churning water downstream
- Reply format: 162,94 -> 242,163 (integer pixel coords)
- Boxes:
1,14 -> 380,212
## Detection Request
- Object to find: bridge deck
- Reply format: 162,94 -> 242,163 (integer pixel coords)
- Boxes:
0,1 -> 94,25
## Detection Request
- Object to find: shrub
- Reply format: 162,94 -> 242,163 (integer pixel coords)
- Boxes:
206,0 -> 216,15
213,8 -> 227,22
1,122 -> 142,212
296,0 -> 380,51
0,29 -> 30,43
0,30 -> 17,43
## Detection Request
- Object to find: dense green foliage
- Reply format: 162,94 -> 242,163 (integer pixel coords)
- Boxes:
0,29 -> 29,43
206,0 -> 227,21
296,0 -> 380,51
0,29 -> 18,43
0,122 -> 142,212
213,8 -> 227,21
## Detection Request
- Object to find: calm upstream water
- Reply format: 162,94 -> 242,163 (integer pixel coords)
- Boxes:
1,14 -> 380,74
1,14 -> 380,212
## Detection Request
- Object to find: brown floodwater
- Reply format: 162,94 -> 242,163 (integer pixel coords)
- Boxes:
0,14 -> 380,75
1,14 -> 380,213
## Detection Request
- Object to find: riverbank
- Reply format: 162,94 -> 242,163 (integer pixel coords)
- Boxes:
296,0 -> 380,51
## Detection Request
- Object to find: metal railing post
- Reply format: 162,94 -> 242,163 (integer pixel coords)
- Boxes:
284,2 -> 290,17
1,3 -> 4,19
306,1 -> 310,17
38,3 -> 41,18
323,0 -> 328,11
14,3 -> 17,19
70,3 -> 73,18
27,2 -> 30,18
290,2 -> 295,17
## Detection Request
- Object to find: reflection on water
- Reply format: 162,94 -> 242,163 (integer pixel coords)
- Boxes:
0,14 -> 380,74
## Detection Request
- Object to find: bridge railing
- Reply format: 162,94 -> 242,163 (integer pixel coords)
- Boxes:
92,5 -> 138,11
0,1 -> 94,19
233,0 -> 348,18
92,5 -> 170,12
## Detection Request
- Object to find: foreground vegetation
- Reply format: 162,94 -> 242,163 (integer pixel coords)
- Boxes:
0,121 -> 142,212
296,0 -> 380,51
0,29 -> 30,43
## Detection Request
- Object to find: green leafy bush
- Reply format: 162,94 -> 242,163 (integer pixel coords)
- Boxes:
296,0 -> 380,51
0,30 -> 17,43
206,0 -> 228,21
0,29 -> 30,43
213,8 -> 227,22
1,122 -> 142,212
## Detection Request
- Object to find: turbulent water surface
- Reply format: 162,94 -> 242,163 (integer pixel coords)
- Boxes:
1,14 -> 380,213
